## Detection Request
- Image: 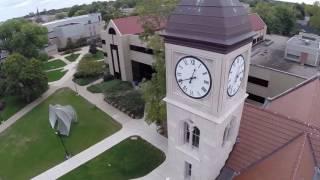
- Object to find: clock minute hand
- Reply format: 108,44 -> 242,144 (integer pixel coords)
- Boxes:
189,69 -> 196,84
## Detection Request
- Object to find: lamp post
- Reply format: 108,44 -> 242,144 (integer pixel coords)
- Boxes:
55,131 -> 71,160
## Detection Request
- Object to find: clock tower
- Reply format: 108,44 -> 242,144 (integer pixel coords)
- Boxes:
163,0 -> 254,179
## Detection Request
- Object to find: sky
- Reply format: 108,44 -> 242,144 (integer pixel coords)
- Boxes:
0,0 -> 108,22
0,0 -> 318,22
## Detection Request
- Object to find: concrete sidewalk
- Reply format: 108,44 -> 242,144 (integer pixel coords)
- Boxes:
1,45 -> 170,180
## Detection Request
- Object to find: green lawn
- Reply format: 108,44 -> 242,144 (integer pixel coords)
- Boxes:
0,88 -> 121,180
65,53 -> 80,62
82,51 -> 104,61
0,96 -> 28,122
47,69 -> 68,82
60,136 -> 165,180
43,59 -> 66,71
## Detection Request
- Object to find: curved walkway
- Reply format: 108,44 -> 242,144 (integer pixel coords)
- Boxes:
33,77 -> 171,180
0,46 -> 171,180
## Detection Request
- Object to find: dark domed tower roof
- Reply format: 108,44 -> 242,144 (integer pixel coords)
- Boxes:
163,0 -> 255,54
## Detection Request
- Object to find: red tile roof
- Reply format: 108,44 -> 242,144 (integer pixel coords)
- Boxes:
112,14 -> 265,35
234,134 -> 316,180
265,75 -> 320,128
227,104 -> 320,173
249,13 -> 266,31
112,16 -> 165,35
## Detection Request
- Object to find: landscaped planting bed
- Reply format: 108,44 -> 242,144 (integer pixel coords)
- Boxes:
73,57 -> 106,86
105,90 -> 145,119
65,53 -> 80,62
87,79 -> 132,94
0,88 -> 121,180
47,69 -> 68,82
43,59 -> 66,71
87,79 -> 145,119
82,51 -> 104,61
60,136 -> 165,180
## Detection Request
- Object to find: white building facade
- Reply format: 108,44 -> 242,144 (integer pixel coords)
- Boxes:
285,33 -> 320,66
101,16 -> 158,81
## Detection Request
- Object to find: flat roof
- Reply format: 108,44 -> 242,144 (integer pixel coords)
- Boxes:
42,13 -> 100,26
251,35 -> 319,79
288,36 -> 320,49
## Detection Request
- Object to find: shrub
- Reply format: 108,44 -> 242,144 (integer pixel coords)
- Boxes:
73,76 -> 101,86
76,60 -> 105,78
65,53 -> 80,62
105,90 -> 145,119
38,52 -> 49,62
82,51 -> 104,61
103,73 -> 114,82
89,43 -> 98,54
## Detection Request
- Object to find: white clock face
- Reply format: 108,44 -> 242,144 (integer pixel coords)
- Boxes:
227,55 -> 245,97
175,56 -> 212,99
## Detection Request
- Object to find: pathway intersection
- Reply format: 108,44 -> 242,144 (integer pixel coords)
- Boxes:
0,46 -> 171,180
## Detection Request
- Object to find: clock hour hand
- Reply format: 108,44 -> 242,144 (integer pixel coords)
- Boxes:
178,77 -> 196,83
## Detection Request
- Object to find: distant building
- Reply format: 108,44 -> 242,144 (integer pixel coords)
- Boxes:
101,16 -> 165,81
120,8 -> 135,15
285,33 -> 320,66
247,34 -> 319,105
43,13 -> 104,52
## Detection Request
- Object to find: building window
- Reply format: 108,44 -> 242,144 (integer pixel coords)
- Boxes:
287,53 -> 300,60
192,127 -> 200,148
248,76 -> 269,87
104,53 -> 108,57
184,122 -> 190,144
108,28 -> 116,35
222,118 -> 236,146
248,93 -> 265,104
185,162 -> 192,179
130,45 -> 154,55
102,40 -> 106,44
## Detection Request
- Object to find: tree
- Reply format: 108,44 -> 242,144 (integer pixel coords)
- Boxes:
310,13 -> 320,32
2,53 -> 48,102
65,38 -> 75,52
273,5 -> 297,36
253,2 -> 275,34
0,19 -> 48,58
74,9 -> 89,16
254,2 -> 297,36
137,0 -> 178,134
55,12 -> 67,20
68,5 -> 82,17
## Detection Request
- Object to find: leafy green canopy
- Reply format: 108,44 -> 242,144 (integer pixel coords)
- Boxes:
254,2 -> 297,36
2,53 -> 48,102
0,19 -> 48,58
137,0 -> 178,131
